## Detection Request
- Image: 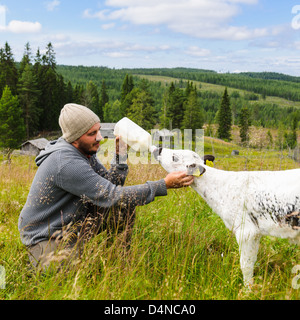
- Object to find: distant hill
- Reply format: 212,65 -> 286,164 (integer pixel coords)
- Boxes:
239,72 -> 300,83
125,68 -> 300,101
57,65 -> 300,102
55,65 -> 300,129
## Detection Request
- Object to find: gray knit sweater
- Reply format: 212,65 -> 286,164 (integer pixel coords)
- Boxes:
18,138 -> 167,247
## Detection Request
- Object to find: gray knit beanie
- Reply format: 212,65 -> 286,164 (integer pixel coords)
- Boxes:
59,103 -> 100,143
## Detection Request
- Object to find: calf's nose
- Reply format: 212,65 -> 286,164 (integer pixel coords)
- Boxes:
187,164 -> 206,177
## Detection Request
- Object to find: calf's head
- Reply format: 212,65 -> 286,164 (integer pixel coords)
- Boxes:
153,148 -> 214,177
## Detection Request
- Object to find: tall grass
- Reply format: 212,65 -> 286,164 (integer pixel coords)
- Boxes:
0,144 -> 299,300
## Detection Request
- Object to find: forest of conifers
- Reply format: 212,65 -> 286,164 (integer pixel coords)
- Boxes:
0,42 -> 300,151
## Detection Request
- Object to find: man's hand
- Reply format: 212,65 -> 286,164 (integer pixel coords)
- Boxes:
115,136 -> 128,156
164,171 -> 194,189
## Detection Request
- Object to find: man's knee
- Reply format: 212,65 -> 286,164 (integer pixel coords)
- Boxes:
27,238 -> 80,271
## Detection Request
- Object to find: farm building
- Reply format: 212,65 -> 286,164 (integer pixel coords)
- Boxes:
101,123 -> 116,139
21,138 -> 49,156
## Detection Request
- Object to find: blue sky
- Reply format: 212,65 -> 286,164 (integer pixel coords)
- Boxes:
1,0 -> 300,75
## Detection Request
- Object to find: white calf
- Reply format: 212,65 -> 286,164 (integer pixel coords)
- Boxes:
155,147 -> 300,286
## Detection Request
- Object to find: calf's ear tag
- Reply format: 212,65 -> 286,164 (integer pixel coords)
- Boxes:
206,160 -> 214,168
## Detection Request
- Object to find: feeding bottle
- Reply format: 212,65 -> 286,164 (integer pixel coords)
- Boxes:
114,117 -> 154,152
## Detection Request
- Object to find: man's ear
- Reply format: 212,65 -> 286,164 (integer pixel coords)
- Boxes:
72,139 -> 79,148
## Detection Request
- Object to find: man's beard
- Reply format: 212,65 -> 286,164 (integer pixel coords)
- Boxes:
77,140 -> 99,156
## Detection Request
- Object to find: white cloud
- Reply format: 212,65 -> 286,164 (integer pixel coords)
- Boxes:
232,69 -> 249,73
46,0 -> 61,12
0,20 -> 42,33
0,4 -> 42,33
260,56 -> 300,72
83,9 -> 108,20
294,41 -> 300,50
85,0 -> 266,40
0,5 -> 6,28
105,0 -> 258,6
185,46 -> 211,57
159,45 -> 171,51
47,33 -> 71,42
50,35 -> 172,60
101,23 -> 115,30
104,51 -> 132,58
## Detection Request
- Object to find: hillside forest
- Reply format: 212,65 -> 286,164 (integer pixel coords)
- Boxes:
0,42 -> 300,154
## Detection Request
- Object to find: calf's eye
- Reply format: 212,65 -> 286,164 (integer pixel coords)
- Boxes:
172,154 -> 179,162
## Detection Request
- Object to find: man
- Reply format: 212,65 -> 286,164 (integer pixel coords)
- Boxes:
18,103 -> 194,270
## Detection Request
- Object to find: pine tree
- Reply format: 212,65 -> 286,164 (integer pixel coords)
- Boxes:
33,43 -> 64,131
182,86 -> 204,132
55,74 -> 67,125
84,81 -> 100,116
66,81 -> 74,103
239,106 -> 251,146
185,81 -> 193,98
0,86 -> 26,160
160,90 -> 170,129
169,82 -> 176,95
217,87 -> 232,141
285,114 -> 298,149
18,64 -> 41,139
121,74 -> 134,103
110,100 -> 122,122
43,42 -> 56,70
160,82 -> 187,130
39,67 -> 59,130
128,75 -> 134,93
120,74 -> 135,117
127,83 -> 156,130
162,82 -> 185,130
0,42 -> 18,95
35,48 -> 42,64
19,42 -> 32,76
73,84 -> 85,104
276,124 -> 287,150
267,130 -> 273,148
127,91 -> 156,130
99,80 -> 108,120
120,87 -> 138,118
103,100 -> 121,123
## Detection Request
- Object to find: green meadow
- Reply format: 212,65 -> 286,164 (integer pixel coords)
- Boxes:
136,74 -> 300,110
0,137 -> 299,300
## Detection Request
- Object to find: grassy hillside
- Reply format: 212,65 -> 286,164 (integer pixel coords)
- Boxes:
0,138 -> 299,300
135,74 -> 300,110
56,65 -> 300,129
128,68 -> 300,101
57,65 -> 300,110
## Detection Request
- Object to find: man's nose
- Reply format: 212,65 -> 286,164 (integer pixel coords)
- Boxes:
97,130 -> 103,141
